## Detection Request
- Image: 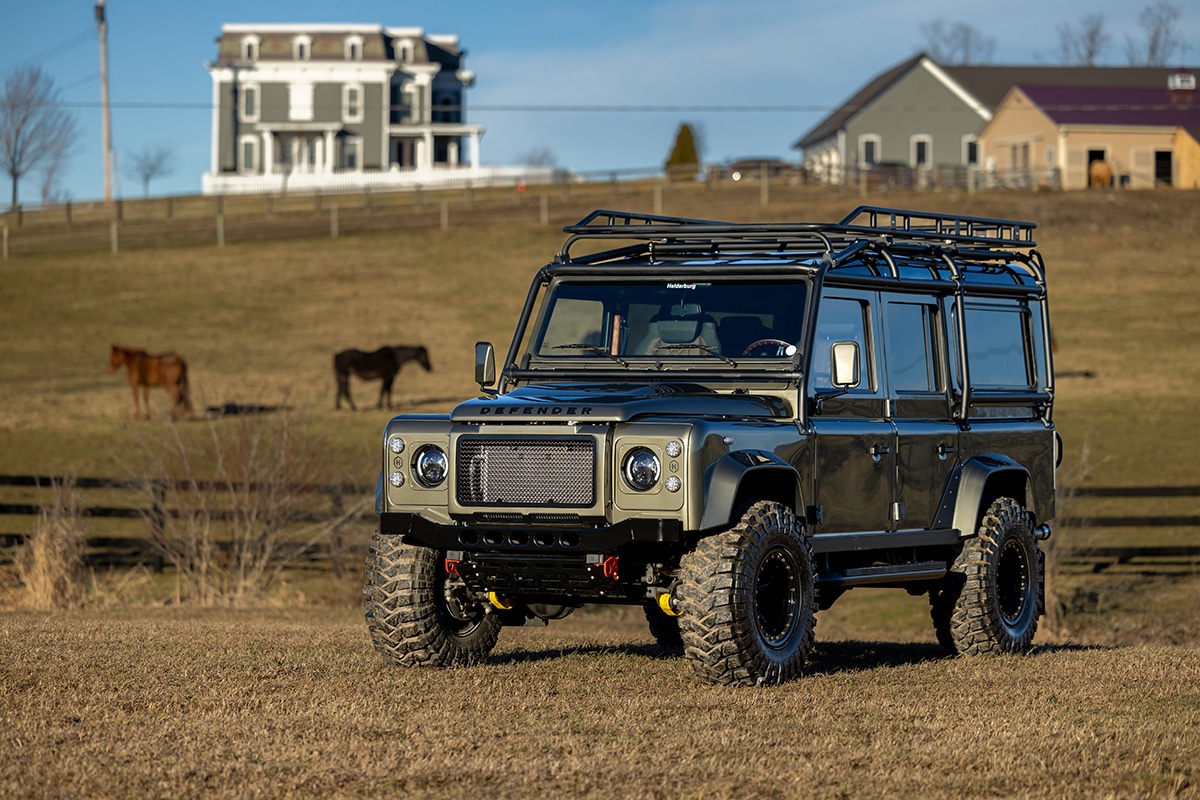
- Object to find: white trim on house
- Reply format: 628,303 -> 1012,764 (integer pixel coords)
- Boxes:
292,35 -> 312,61
289,83 -> 314,121
241,35 -> 260,61
224,23 -> 384,34
920,58 -> 992,121
238,82 -> 260,123
344,35 -> 363,61
239,134 -> 260,173
343,135 -> 363,171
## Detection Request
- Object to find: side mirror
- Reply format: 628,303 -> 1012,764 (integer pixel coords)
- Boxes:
475,341 -> 496,388
830,341 -> 860,389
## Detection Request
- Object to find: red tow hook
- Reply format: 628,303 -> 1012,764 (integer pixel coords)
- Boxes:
444,558 -> 460,577
600,555 -> 619,581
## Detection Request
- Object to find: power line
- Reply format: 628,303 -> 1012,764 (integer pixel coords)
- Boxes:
0,27 -> 95,79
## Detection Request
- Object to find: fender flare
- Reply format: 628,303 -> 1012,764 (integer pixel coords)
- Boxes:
699,450 -> 803,531
934,453 -> 1034,538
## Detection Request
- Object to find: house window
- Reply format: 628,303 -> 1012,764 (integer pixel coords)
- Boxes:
289,83 -> 314,121
963,136 -> 978,166
293,36 -> 311,61
241,37 -> 259,62
397,40 -> 414,63
344,136 -> 363,170
239,83 -> 259,122
911,135 -> 932,168
343,83 -> 364,123
239,135 -> 259,173
345,36 -> 363,61
859,134 -> 881,166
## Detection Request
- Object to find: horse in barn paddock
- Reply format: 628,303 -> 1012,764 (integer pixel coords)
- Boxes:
108,345 -> 194,419
334,345 -> 432,410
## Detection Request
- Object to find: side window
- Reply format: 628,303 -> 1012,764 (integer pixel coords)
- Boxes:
886,301 -> 941,393
813,297 -> 873,391
962,304 -> 1032,388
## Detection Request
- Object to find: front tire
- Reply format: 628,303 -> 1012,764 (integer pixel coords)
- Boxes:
364,532 -> 501,667
676,501 -> 817,686
930,497 -> 1043,656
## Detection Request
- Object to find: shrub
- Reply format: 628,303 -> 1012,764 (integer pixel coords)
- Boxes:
123,403 -> 368,606
17,477 -> 89,610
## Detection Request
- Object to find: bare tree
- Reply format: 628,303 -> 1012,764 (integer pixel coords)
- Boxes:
1057,14 -> 1111,66
1125,2 -> 1185,66
1,66 -> 77,209
127,142 -> 177,198
921,20 -> 997,66
518,146 -> 558,168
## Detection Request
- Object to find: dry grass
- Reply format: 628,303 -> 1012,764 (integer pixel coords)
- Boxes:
13,477 -> 88,611
1,608 -> 1197,800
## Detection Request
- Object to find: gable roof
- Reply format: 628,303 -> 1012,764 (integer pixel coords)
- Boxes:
1014,84 -> 1200,128
795,54 -> 1200,151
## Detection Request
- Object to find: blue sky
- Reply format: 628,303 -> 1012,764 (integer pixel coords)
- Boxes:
2,0 -> 1197,204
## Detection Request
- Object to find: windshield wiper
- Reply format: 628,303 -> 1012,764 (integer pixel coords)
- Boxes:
553,343 -> 630,367
655,344 -> 738,367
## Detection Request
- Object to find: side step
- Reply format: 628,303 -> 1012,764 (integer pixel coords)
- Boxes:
819,560 -> 947,588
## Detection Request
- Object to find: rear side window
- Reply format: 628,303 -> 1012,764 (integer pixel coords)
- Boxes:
886,301 -> 941,393
963,304 -> 1031,389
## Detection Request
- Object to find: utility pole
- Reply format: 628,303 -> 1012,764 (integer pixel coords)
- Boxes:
96,0 -> 113,205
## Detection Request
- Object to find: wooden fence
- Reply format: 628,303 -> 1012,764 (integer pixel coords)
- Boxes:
0,474 -> 372,569
1,474 -> 1196,574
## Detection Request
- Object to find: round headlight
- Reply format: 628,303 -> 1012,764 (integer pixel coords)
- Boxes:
388,471 -> 405,488
413,446 -> 449,488
665,476 -> 681,493
622,448 -> 661,491
389,437 -> 406,455
665,440 -> 682,459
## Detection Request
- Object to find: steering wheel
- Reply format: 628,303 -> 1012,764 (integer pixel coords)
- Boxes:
741,339 -> 794,357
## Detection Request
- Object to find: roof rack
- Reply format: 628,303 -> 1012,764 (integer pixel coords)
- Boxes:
838,206 -> 1036,247
558,206 -> 1036,263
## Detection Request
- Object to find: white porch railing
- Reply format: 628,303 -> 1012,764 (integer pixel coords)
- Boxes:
201,165 -> 568,196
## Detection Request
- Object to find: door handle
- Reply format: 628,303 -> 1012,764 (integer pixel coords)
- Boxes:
938,443 -> 958,458
870,444 -> 891,457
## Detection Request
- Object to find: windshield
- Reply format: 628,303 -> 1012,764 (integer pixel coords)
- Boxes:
529,279 -> 807,361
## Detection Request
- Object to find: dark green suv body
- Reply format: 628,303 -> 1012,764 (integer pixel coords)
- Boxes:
366,206 -> 1058,685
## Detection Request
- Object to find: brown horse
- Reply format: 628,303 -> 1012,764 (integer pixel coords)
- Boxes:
109,345 -> 193,419
334,345 -> 431,410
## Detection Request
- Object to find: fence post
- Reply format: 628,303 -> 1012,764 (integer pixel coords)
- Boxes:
859,169 -> 868,196
109,220 -> 119,254
760,165 -> 770,208
654,183 -> 663,215
440,199 -> 449,229
330,205 -> 339,240
329,485 -> 345,579
216,213 -> 225,247
539,194 -> 549,226
2,224 -> 8,260
65,202 -> 72,227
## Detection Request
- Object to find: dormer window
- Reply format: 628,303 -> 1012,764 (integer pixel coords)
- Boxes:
293,36 -> 311,61
1168,71 -> 1196,91
241,36 -> 259,62
397,39 -> 414,63
345,36 -> 363,61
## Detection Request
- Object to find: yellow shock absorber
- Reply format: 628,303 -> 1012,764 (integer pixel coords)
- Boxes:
657,590 -> 681,617
488,591 -> 514,611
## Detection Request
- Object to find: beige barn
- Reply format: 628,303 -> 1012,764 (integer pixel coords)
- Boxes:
977,73 -> 1200,190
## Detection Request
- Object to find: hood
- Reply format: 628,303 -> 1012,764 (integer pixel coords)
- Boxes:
450,383 -> 790,422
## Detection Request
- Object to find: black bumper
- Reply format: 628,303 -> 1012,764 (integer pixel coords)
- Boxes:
379,512 -> 684,553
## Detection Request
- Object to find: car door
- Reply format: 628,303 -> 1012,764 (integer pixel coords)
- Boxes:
808,292 -> 894,535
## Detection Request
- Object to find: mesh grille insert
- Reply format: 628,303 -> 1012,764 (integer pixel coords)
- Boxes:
456,436 -> 595,507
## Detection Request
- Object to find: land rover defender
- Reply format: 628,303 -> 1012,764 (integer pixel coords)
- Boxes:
365,206 -> 1058,686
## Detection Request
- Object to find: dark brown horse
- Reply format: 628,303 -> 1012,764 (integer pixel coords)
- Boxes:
109,345 -> 194,419
334,345 -> 431,410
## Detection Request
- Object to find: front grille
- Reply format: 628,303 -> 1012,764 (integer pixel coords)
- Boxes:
456,436 -> 595,507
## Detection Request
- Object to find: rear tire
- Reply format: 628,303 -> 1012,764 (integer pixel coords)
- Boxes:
676,501 -> 816,686
930,497 -> 1042,656
364,532 -> 501,667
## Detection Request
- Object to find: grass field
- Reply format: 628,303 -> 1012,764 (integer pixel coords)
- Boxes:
2,184 -> 1199,797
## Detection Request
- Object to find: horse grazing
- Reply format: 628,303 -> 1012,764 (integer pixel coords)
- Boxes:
109,345 -> 194,419
334,345 -> 431,410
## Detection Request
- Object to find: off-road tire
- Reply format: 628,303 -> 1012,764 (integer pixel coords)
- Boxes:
364,532 -> 501,667
930,496 -> 1043,656
643,602 -> 683,651
676,501 -> 817,686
